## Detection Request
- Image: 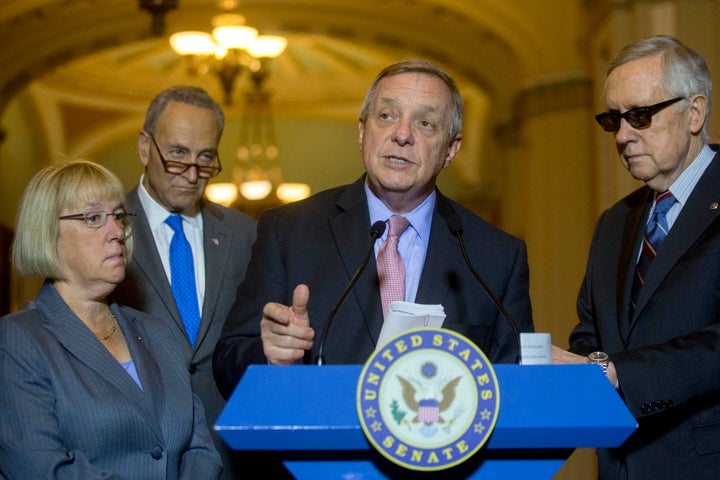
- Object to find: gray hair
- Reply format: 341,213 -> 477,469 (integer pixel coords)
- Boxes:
607,35 -> 712,141
360,59 -> 463,144
143,85 -> 225,135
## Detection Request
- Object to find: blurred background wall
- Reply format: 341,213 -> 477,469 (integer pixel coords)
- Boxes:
2,1 -> 720,477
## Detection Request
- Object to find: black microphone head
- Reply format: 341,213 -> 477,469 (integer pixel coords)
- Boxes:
442,205 -> 464,236
371,220 -> 386,239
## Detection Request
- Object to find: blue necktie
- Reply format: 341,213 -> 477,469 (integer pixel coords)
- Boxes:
166,214 -> 200,346
630,191 -> 675,315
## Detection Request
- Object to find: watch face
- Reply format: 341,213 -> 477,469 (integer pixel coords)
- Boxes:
587,351 -> 608,364
587,351 -> 609,374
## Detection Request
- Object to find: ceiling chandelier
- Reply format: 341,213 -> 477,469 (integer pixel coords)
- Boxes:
217,73 -> 311,216
203,78 -> 312,216
168,11 -> 310,215
169,12 -> 287,105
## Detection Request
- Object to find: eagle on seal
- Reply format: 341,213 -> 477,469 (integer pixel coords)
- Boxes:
397,375 -> 461,425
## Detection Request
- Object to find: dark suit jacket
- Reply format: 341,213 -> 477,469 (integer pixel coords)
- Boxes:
569,146 -> 720,478
213,175 -> 534,399
112,187 -> 256,479
0,282 -> 222,479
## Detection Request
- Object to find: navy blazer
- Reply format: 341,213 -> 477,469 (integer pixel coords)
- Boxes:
112,187 -> 257,479
569,146 -> 720,478
213,175 -> 534,399
0,282 -> 222,479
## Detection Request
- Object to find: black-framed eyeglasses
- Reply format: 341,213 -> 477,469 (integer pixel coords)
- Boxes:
59,208 -> 134,229
595,97 -> 686,132
147,133 -> 222,179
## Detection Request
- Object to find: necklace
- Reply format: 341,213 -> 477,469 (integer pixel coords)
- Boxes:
97,311 -> 117,341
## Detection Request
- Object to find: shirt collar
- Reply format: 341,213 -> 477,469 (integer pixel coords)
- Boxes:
138,174 -> 202,231
365,183 -> 435,242
666,143 -> 714,207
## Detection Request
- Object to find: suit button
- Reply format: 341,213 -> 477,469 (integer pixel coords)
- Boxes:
151,445 -> 164,459
189,364 -> 198,374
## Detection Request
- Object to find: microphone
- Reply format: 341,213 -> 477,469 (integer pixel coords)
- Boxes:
315,220 -> 387,365
442,204 -> 522,364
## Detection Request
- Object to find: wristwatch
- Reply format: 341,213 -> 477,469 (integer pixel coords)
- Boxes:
587,351 -> 609,375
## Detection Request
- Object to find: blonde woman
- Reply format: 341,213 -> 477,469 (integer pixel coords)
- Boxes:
0,160 -> 222,479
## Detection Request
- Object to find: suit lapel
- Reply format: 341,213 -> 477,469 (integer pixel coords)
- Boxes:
121,308 -> 167,424
416,194 -> 457,305
199,205 -> 229,345
125,189 -> 183,332
631,153 -> 720,328
330,178 -> 384,342
324,184 -> 466,342
637,156 -> 720,311
36,284 -> 162,436
619,189 -> 652,337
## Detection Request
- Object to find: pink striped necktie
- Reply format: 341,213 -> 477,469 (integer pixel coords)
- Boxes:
377,215 -> 411,318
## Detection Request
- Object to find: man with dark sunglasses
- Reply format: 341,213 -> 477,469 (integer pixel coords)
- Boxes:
553,36 -> 720,479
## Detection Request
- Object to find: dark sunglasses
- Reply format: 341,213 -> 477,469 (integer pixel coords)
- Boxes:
595,97 -> 685,132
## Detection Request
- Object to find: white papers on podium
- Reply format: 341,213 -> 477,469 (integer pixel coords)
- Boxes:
519,332 -> 552,365
376,301 -> 446,349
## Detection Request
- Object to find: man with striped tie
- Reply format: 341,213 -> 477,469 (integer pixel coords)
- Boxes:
553,36 -> 720,479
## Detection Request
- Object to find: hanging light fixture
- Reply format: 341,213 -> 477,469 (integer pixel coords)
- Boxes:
212,68 -> 310,216
139,0 -> 178,36
169,13 -> 288,105
171,11 -> 309,215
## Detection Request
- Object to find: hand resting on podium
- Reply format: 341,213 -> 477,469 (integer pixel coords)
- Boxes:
552,344 -> 618,387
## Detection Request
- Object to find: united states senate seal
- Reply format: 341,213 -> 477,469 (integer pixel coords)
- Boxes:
356,327 -> 499,471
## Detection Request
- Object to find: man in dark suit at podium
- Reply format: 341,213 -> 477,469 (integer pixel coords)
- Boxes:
553,36 -> 720,479
213,59 -> 534,400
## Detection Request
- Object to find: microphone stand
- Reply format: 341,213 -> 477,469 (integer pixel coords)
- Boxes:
315,221 -> 386,365
453,229 -> 521,364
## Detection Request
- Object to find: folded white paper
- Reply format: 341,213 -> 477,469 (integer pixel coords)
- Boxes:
376,301 -> 446,349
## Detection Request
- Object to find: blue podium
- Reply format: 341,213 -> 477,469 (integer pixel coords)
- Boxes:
216,364 -> 637,479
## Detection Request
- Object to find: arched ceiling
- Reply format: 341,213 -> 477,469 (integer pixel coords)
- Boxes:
0,0 -> 541,118
0,0 -> 586,205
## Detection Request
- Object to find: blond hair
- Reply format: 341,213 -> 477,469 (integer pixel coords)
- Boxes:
12,160 -> 132,278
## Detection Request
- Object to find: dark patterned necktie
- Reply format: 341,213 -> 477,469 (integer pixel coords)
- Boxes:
630,191 -> 676,315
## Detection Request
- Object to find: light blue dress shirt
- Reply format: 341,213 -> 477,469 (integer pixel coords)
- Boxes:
365,183 -> 435,303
